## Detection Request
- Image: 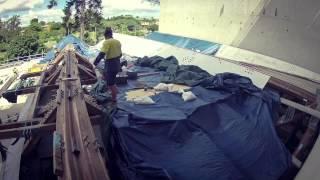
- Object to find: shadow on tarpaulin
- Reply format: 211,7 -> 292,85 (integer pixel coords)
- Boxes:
40,34 -> 98,63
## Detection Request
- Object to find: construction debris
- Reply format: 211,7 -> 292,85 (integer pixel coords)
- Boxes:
0,44 -> 109,180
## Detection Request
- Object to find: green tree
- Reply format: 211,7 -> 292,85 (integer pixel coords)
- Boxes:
7,33 -> 42,58
49,22 -> 63,31
0,16 -> 21,43
144,0 -> 160,5
47,0 -> 58,8
147,24 -> 159,32
0,18 -> 5,42
0,16 -> 22,57
6,15 -> 21,31
29,18 -> 42,32
40,21 -> 46,26
127,25 -> 135,31
48,0 -> 103,40
30,18 -> 39,24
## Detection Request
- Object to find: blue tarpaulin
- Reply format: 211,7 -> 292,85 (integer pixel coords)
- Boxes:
109,71 -> 291,180
41,34 -> 97,63
146,32 -> 221,55
40,35 -> 291,180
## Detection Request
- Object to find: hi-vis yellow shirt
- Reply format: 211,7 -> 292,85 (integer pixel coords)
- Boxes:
100,38 -> 122,60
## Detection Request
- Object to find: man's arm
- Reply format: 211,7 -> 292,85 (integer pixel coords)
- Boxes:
93,52 -> 106,66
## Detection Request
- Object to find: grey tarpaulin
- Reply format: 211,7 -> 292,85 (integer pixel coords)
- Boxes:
135,56 -> 211,86
89,79 -> 112,104
135,55 -> 179,71
108,56 -> 292,180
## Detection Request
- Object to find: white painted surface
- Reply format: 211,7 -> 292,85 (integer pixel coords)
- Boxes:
1,138 -> 25,180
95,33 -> 270,88
295,135 -> 320,180
0,94 -> 32,180
159,0 -> 320,74
216,45 -> 320,83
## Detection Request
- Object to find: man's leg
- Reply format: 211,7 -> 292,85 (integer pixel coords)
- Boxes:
106,71 -> 118,102
109,85 -> 118,102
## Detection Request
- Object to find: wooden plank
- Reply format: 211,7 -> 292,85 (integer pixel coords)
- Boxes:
55,49 -> 109,180
293,90 -> 320,161
75,52 -> 93,69
84,94 -> 104,115
20,71 -> 42,80
81,78 -> 97,85
0,118 -> 43,130
242,63 -> 320,95
21,69 -> 49,155
269,77 -> 316,102
1,84 -> 59,102
50,52 -> 64,66
46,65 -> 63,85
78,64 -> 97,79
78,64 -> 95,75
280,98 -> 320,119
296,130 -> 320,179
0,123 -> 56,139
0,115 -> 100,132
292,155 -> 302,168
89,115 -> 103,125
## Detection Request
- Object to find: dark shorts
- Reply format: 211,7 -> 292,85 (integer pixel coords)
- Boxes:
104,71 -> 118,86
104,58 -> 120,86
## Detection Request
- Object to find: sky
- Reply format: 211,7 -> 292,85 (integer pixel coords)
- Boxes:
0,0 -> 160,26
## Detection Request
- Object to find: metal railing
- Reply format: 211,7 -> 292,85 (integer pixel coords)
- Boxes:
0,52 -> 47,68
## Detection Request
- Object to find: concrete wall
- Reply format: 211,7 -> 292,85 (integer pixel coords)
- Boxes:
159,0 -> 320,74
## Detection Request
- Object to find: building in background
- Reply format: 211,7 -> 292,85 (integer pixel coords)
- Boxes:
159,0 -> 320,74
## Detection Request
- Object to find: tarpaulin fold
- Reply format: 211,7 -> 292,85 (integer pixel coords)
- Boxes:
109,56 -> 292,180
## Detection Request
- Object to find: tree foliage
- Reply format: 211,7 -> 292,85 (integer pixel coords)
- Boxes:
0,13 -> 159,62
7,32 -> 42,58
48,0 -> 103,40
147,24 -> 159,32
0,16 -> 21,43
49,22 -> 63,31
47,0 -> 58,8
144,0 -> 160,5
29,18 -> 42,32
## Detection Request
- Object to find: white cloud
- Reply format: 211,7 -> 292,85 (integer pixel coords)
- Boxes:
101,0 -> 160,17
1,0 -> 159,25
102,0 -> 158,11
0,0 -> 44,14
21,9 -> 63,26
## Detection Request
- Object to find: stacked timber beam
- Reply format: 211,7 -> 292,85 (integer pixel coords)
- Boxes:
54,46 -> 109,179
0,44 -> 110,179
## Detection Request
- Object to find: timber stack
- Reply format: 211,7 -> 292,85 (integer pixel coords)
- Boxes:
0,44 -> 110,180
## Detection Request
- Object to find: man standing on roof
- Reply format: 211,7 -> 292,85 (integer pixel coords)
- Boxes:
94,27 -> 122,102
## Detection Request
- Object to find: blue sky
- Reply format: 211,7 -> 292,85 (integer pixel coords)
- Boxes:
0,0 -> 160,26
